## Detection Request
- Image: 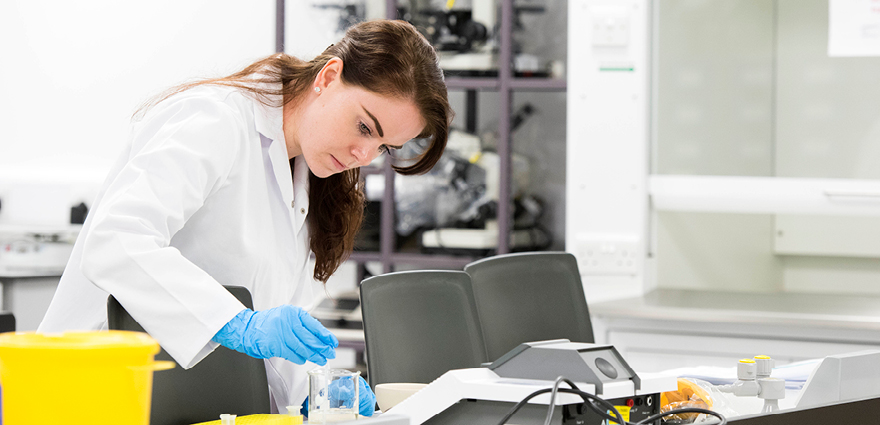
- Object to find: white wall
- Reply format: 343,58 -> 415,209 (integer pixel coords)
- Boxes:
284,0 -> 386,60
566,0 -> 651,301
0,0 -> 275,226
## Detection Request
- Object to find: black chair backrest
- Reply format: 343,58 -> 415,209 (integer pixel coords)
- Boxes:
0,312 -> 15,332
464,252 -> 595,362
107,286 -> 270,425
360,270 -> 488,387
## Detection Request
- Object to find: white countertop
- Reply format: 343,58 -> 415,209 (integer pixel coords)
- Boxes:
589,289 -> 880,331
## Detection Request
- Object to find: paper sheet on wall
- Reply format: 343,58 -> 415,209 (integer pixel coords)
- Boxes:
828,0 -> 880,57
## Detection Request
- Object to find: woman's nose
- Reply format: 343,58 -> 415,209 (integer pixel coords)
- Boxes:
351,142 -> 376,167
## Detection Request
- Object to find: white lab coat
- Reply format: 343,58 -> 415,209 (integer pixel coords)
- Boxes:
38,82 -> 324,413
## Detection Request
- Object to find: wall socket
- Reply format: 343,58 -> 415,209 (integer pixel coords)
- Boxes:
574,233 -> 640,276
591,5 -> 630,47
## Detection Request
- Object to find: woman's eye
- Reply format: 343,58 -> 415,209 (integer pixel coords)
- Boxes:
379,144 -> 401,157
358,122 -> 372,136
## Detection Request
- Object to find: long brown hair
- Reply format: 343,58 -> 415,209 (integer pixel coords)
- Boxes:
138,20 -> 450,282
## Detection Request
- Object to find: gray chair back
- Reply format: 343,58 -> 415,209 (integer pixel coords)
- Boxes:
360,270 -> 488,387
464,252 -> 594,362
0,312 -> 14,332
108,286 -> 270,425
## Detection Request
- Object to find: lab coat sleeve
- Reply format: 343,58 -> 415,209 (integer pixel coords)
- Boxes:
81,93 -> 250,368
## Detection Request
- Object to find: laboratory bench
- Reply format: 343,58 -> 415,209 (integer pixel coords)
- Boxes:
589,288 -> 880,373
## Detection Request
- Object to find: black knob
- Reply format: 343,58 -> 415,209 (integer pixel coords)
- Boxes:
70,202 -> 89,224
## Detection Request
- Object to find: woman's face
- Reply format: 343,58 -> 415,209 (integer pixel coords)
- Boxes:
286,63 -> 425,178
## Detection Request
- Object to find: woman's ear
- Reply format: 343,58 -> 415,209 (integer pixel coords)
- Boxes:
314,57 -> 343,91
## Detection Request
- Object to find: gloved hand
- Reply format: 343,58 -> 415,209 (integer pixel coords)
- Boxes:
337,376 -> 375,417
360,376 -> 377,416
301,376 -> 376,417
212,306 -> 338,365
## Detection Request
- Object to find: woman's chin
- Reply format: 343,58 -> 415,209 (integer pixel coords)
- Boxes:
312,165 -> 337,178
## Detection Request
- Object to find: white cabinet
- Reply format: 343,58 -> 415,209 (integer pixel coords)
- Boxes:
567,0 -> 880,299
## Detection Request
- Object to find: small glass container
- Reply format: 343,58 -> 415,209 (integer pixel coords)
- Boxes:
307,368 -> 360,423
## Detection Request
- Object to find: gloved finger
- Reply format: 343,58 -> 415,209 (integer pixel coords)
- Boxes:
285,341 -> 328,366
278,306 -> 336,355
296,308 -> 340,348
276,340 -> 310,364
335,378 -> 357,409
278,309 -> 334,364
244,330 -> 307,364
328,377 -> 354,400
279,326 -> 332,365
330,393 -> 355,409
287,315 -> 337,360
292,320 -> 339,361
278,344 -> 310,365
260,330 -> 309,364
358,376 -> 376,416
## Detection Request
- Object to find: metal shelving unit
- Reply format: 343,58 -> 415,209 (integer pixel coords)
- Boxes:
351,0 -> 568,274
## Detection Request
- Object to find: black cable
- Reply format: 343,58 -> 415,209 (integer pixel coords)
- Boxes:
560,388 -> 625,425
498,386 -> 728,425
497,387 -> 624,425
542,377 -> 564,425
636,407 -> 727,425
543,377 -> 580,425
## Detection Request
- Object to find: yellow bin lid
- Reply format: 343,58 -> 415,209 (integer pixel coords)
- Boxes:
0,331 -> 160,363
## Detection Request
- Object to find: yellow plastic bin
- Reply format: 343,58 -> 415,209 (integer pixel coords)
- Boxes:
0,330 -> 173,425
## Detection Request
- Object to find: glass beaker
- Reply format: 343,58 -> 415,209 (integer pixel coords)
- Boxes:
308,368 -> 360,423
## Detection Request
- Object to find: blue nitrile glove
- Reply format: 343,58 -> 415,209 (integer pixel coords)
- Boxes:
212,306 -> 338,365
301,376 -> 376,417
333,376 -> 375,417
360,376 -> 377,416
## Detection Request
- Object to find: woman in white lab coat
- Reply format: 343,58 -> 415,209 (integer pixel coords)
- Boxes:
38,19 -> 450,414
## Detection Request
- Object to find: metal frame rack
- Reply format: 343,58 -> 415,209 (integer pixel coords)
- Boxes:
279,0 -> 567,275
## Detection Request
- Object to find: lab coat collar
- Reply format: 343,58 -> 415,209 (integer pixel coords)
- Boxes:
250,85 -> 286,151
291,155 -> 310,233
251,88 -> 310,234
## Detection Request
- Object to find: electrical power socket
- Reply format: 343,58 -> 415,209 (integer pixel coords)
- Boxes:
574,233 -> 640,276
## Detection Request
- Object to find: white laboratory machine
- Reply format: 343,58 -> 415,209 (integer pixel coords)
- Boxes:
386,340 -> 677,425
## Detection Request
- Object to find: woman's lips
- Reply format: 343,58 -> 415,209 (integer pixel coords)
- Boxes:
330,155 -> 346,172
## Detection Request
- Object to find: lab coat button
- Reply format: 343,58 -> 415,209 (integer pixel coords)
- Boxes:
291,201 -> 295,208
300,208 -> 306,214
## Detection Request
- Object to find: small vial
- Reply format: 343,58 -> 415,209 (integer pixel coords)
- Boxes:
286,405 -> 304,424
220,414 -> 236,425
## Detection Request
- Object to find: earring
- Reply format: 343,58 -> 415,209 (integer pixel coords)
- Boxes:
314,87 -> 321,94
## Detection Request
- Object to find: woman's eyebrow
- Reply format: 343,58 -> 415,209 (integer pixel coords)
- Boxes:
362,105 -> 384,138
